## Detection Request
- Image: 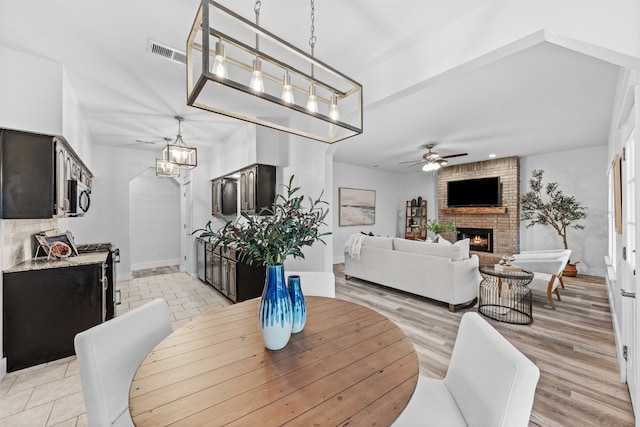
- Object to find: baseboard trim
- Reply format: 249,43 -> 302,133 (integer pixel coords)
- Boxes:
131,258 -> 181,272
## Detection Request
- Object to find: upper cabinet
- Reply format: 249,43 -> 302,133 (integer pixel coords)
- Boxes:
211,177 -> 238,217
0,128 -> 93,219
212,164 -> 276,217
240,164 -> 276,215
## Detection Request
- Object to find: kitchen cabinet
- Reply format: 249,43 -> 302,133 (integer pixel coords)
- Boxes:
239,164 -> 276,215
196,238 -> 205,281
211,177 -> 238,217
203,245 -> 265,303
3,258 -> 108,372
0,128 -> 93,219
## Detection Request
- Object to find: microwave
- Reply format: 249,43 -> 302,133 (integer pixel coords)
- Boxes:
68,180 -> 91,216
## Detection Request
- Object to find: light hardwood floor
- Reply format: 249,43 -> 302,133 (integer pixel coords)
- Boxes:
334,264 -> 634,426
0,265 -> 634,426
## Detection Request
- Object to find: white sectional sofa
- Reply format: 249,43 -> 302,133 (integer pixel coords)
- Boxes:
344,235 -> 481,311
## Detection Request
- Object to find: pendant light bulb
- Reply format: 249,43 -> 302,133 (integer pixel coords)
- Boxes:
328,93 -> 340,121
306,84 -> 318,113
250,58 -> 264,93
281,72 -> 295,104
212,40 -> 228,79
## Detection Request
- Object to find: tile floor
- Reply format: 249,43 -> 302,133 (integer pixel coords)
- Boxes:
0,268 -> 231,427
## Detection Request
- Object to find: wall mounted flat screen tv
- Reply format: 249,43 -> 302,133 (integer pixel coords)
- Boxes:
447,177 -> 501,207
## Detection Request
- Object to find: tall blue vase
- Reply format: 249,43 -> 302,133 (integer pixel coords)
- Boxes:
258,265 -> 293,350
288,275 -> 307,333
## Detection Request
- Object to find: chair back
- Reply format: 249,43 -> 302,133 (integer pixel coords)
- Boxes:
74,299 -> 173,426
285,271 -> 336,298
445,312 -> 540,426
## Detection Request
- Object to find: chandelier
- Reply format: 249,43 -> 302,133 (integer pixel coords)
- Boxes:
155,154 -> 180,177
162,116 -> 197,170
186,0 -> 363,144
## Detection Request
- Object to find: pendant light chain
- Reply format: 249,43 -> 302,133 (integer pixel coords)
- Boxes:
309,0 -> 316,55
254,0 -> 261,50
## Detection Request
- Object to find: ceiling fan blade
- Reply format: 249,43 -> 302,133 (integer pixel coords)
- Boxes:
407,162 -> 425,168
399,159 -> 423,165
441,152 -> 468,159
135,139 -> 157,145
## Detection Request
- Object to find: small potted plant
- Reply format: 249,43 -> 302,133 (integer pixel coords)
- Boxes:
196,176 -> 330,350
422,219 -> 458,243
520,169 -> 587,276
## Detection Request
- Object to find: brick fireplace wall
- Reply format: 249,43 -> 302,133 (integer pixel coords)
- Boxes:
437,156 -> 519,264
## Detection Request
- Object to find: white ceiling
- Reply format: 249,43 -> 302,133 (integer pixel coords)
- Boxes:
0,0 -> 626,173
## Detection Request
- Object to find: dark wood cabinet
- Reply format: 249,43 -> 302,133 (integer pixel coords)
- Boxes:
240,164 -> 276,215
200,244 -> 264,303
3,262 -> 106,372
212,164 -> 276,217
0,128 -> 93,219
211,177 -> 238,217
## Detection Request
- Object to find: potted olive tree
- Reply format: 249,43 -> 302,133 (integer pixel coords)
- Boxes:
196,176 -> 330,350
422,219 -> 458,243
520,169 -> 587,276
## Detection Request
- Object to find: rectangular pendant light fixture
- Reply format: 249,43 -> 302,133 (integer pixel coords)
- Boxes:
156,157 -> 180,177
186,0 -> 363,144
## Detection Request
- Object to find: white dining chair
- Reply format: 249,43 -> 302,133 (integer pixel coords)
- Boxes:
394,312 -> 540,427
285,271 -> 336,298
74,298 -> 173,427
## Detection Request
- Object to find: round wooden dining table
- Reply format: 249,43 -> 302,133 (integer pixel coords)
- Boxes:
129,296 -> 419,426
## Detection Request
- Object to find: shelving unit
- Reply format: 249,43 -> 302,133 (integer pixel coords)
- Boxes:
405,200 -> 427,240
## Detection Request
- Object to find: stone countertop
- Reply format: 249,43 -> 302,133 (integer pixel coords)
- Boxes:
4,252 -> 109,273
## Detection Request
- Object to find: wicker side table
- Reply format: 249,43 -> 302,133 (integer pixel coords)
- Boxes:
478,265 -> 534,325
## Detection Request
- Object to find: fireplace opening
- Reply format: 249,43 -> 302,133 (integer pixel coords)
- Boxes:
456,227 -> 493,253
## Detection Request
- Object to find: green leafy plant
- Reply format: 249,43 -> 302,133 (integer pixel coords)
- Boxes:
195,176 -> 331,266
520,169 -> 587,250
421,219 -> 458,241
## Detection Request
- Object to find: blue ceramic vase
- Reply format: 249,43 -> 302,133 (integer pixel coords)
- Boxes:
288,275 -> 307,333
258,265 -> 293,350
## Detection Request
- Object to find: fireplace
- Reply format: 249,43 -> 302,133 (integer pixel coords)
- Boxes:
457,228 -> 493,253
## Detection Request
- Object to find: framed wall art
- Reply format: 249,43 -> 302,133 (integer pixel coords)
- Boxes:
339,187 -> 376,226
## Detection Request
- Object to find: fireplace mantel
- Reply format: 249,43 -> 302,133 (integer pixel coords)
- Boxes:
441,207 -> 508,215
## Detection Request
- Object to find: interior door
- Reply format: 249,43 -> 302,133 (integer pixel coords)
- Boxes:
621,97 -> 639,411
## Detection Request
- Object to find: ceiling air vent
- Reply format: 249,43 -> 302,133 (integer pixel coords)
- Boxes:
147,39 -> 186,65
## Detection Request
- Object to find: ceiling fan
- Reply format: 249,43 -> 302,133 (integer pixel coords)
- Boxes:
400,143 -> 468,169
133,137 -> 172,146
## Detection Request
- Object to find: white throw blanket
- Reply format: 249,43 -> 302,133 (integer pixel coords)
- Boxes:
344,234 -> 364,261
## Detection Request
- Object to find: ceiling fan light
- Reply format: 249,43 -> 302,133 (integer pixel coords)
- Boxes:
422,162 -> 441,172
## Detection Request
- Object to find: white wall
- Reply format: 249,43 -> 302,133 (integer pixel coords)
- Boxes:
129,169 -> 180,270
0,47 -> 63,135
519,146 -> 607,276
332,162 -> 438,263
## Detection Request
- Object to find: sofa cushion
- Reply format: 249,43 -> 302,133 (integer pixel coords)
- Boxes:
361,236 -> 394,250
393,237 -> 466,261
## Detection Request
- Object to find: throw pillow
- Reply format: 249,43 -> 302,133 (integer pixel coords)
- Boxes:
437,237 -> 452,245
454,238 -> 470,259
